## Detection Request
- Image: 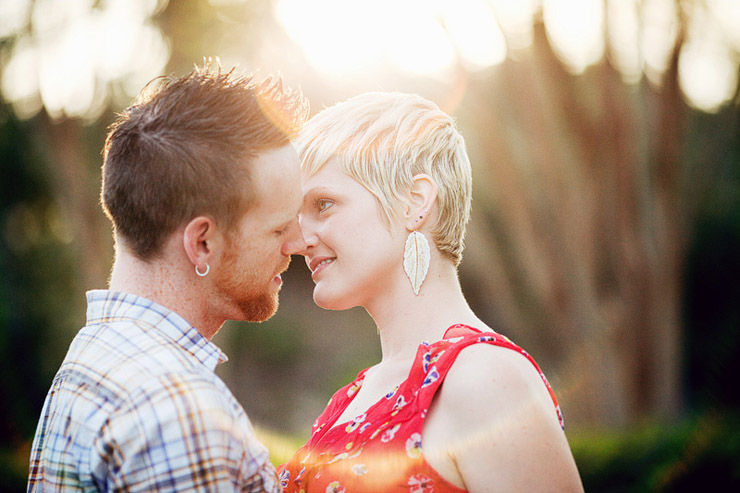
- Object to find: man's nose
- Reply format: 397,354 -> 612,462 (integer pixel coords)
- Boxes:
281,221 -> 307,256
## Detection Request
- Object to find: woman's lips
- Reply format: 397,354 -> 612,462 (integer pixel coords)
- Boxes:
311,258 -> 335,279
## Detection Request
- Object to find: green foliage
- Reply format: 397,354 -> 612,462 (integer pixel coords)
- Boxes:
0,108 -> 79,468
682,109 -> 740,413
0,443 -> 29,492
571,412 -> 740,492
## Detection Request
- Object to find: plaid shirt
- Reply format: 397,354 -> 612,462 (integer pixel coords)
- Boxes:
28,290 -> 279,492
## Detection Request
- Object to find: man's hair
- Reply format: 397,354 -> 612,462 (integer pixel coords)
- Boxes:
297,92 -> 472,265
101,62 -> 308,260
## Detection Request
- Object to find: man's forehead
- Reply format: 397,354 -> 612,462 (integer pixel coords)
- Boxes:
246,146 -> 301,222
251,145 -> 299,180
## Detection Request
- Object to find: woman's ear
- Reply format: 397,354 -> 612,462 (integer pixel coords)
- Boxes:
182,216 -> 219,274
405,174 -> 438,231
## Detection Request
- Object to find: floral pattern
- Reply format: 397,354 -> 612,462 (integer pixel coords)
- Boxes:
325,481 -> 345,493
406,433 -> 423,459
421,366 -> 439,388
345,413 -> 366,433
277,324 -> 564,492
391,395 -> 407,415
347,380 -> 363,398
408,473 -> 435,492
422,350 -> 442,372
279,468 -> 290,488
380,423 -> 401,443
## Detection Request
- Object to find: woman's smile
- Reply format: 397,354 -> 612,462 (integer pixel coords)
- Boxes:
308,256 -> 336,279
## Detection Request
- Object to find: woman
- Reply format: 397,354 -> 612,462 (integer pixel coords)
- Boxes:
279,92 -> 583,492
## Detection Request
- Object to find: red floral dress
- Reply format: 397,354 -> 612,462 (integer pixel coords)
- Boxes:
278,324 -> 564,492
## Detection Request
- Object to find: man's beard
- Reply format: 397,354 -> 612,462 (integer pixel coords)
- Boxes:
237,290 -> 279,322
215,245 -> 287,323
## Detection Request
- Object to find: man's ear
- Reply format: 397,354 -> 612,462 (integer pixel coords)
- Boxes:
405,174 -> 438,231
182,216 -> 220,271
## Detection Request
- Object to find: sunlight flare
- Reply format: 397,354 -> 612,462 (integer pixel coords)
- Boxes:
543,0 -> 605,74
0,0 -> 169,120
275,0 -> 505,79
606,0 -> 641,84
679,2 -> 739,113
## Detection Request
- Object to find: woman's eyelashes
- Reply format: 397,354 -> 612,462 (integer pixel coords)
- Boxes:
316,198 -> 334,213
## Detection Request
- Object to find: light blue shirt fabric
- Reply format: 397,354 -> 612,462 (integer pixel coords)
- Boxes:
28,290 -> 278,492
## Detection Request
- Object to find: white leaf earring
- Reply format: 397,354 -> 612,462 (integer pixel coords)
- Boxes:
403,230 -> 430,295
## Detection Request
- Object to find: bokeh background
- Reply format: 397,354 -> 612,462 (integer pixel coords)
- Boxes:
1,0 -> 739,490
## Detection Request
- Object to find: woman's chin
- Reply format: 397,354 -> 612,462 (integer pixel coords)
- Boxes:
313,289 -> 354,311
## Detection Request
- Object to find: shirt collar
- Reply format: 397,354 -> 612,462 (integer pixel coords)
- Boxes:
85,290 -> 228,371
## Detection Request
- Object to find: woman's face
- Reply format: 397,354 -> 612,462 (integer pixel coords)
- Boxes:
299,159 -> 405,311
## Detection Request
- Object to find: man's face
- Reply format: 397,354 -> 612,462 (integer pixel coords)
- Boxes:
213,144 -> 305,322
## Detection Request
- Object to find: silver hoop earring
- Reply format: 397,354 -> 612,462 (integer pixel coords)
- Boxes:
195,263 -> 210,277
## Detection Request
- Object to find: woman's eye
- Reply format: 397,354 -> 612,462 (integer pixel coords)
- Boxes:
317,198 -> 333,212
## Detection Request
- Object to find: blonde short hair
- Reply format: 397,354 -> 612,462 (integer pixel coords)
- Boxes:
297,92 -> 472,265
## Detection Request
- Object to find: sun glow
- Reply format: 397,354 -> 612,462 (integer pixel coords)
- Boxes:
274,0 -> 740,112
0,0 -> 170,120
274,0 -> 506,79
543,0 -> 605,74
488,0 -> 539,51
2,0 -> 739,117
678,1 -> 739,113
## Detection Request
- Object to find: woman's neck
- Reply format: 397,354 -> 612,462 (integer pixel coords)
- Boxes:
367,261 -> 486,365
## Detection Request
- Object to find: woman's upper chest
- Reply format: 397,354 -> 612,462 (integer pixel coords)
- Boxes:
328,360 -> 413,429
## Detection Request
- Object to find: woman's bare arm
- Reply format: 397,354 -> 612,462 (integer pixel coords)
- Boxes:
423,344 -> 584,492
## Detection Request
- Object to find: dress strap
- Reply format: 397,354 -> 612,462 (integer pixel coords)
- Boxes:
411,327 -> 564,430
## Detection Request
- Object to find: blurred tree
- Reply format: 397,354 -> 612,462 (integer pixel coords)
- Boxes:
0,103 -> 82,487
458,20 -> 687,425
456,8 -> 739,426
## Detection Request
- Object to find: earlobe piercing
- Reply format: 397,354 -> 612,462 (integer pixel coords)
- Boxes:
413,210 -> 428,224
195,263 -> 210,277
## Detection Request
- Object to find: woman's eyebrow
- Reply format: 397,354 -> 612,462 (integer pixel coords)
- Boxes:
302,186 -> 332,205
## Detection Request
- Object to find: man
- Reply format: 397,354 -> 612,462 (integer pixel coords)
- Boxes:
27,63 -> 308,491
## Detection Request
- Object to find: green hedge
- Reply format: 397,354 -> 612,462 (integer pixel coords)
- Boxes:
571,411 -> 740,492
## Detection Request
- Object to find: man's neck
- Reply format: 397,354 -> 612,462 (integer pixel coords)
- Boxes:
108,245 -> 223,340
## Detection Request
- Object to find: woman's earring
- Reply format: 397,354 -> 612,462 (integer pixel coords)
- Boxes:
403,231 -> 430,295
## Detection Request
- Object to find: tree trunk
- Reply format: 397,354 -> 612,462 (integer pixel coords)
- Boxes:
459,21 -> 688,427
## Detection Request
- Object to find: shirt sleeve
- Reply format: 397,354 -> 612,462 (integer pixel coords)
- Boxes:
90,372 -> 279,492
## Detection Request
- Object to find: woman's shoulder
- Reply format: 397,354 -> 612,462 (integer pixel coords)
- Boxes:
420,325 -> 560,416
433,330 -> 562,424
431,325 -> 527,363
444,342 -> 547,399
423,332 -> 581,491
